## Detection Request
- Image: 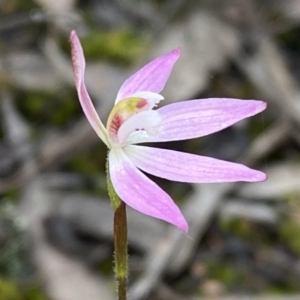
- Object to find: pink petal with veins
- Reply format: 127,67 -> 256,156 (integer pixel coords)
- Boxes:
70,31 -> 108,146
126,98 -> 266,145
109,148 -> 188,231
125,145 -> 267,183
115,49 -> 180,103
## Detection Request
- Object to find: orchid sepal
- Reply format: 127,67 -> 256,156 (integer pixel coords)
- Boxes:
70,30 -> 109,147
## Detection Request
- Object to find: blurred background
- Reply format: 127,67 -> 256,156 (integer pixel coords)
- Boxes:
1,0 -> 300,299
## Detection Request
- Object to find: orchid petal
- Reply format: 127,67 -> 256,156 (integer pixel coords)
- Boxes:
125,145 -> 267,183
70,31 -> 109,146
115,49 -> 180,103
118,110 -> 162,145
126,98 -> 267,144
108,148 -> 188,231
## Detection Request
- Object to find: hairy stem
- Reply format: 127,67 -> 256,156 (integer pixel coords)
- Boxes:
107,162 -> 128,300
114,201 -> 128,300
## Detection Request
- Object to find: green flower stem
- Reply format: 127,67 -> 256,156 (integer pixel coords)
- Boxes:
113,201 -> 128,300
107,165 -> 128,300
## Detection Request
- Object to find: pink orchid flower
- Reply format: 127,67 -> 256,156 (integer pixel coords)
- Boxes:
70,30 -> 266,232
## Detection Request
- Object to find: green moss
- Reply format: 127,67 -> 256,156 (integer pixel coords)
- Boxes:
49,93 -> 81,126
97,258 -> 114,276
65,146 -> 110,197
220,218 -> 272,245
0,279 -> 47,300
279,219 -> 300,256
15,89 -> 80,128
63,30 -> 147,65
206,260 -> 241,287
216,266 -> 240,285
220,218 -> 253,239
264,285 -> 291,296
2,189 -> 20,203
67,143 -> 107,176
0,278 -> 22,300
14,0 -> 38,11
63,141 -> 109,195
279,196 -> 300,256
23,286 -> 47,300
83,30 -> 146,64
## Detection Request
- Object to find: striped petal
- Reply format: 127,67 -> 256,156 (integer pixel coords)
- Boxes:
126,98 -> 267,144
108,147 -> 188,231
115,49 -> 180,103
125,145 -> 267,183
70,31 -> 109,146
